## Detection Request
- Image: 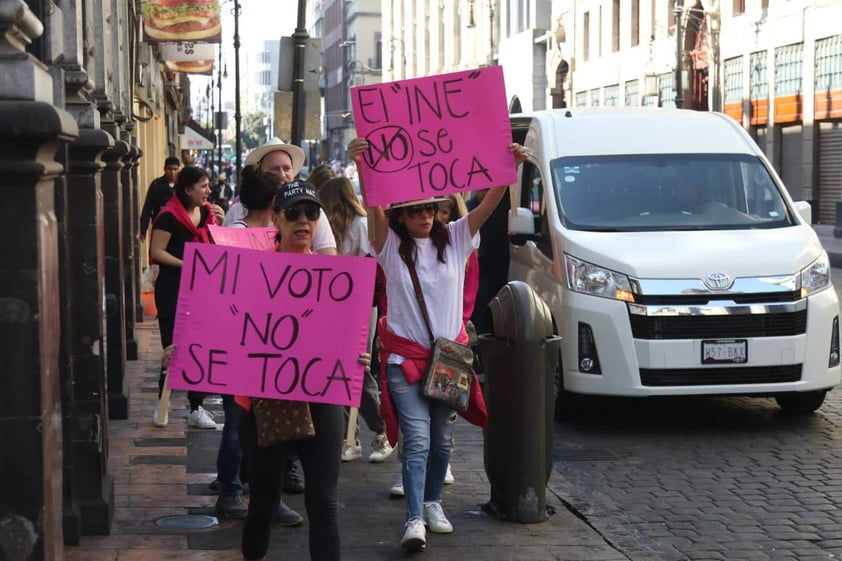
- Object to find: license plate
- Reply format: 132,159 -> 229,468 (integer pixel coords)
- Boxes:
701,339 -> 747,364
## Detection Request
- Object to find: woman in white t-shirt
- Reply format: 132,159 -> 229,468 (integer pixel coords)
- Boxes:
319,177 -> 395,464
347,137 -> 528,552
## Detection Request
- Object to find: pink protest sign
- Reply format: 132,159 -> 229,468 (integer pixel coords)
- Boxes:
209,225 -> 278,250
167,243 -> 376,407
351,66 -> 516,207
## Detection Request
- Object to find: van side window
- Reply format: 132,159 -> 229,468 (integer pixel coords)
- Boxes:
521,162 -> 553,259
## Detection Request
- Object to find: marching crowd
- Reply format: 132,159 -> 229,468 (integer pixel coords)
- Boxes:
138,137 -> 527,560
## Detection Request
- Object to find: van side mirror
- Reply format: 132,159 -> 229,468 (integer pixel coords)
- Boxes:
508,207 -> 541,245
793,200 -> 811,225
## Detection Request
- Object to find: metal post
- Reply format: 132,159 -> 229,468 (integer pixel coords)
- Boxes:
674,0 -> 684,108
291,0 -> 308,148
233,0 -> 242,175
217,45 -> 223,174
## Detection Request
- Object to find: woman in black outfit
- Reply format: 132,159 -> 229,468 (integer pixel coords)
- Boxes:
149,165 -> 223,428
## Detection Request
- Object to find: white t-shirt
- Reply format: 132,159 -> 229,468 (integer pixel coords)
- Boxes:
377,215 -> 479,363
223,202 -> 336,251
342,215 -> 370,256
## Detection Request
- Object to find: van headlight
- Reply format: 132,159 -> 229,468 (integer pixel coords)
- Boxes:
800,252 -> 832,297
564,255 -> 635,302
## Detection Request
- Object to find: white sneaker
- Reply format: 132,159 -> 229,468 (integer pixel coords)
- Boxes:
444,463 -> 455,485
368,434 -> 394,463
389,478 -> 404,497
400,517 -> 426,551
423,501 -> 453,534
187,406 -> 217,429
152,400 -> 168,427
341,439 -> 362,462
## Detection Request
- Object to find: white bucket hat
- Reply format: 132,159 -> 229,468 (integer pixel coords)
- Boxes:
245,137 -> 306,175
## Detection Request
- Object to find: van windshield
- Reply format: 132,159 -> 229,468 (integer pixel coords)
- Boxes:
550,154 -> 795,231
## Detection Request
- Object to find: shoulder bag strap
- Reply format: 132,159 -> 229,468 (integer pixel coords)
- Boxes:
406,260 -> 436,345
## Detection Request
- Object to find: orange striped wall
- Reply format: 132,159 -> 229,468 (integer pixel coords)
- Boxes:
774,94 -> 802,124
749,99 -> 768,125
724,102 -> 743,122
815,88 -> 842,120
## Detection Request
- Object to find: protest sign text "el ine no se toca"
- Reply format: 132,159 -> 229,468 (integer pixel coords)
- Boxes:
166,243 -> 376,407
351,66 -> 516,207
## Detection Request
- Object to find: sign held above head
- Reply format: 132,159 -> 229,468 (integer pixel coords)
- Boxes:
350,66 -> 517,207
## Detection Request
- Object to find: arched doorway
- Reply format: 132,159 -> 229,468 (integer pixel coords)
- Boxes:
552,60 -> 569,109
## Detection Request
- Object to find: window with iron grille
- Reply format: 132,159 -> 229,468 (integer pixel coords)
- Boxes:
625,79 -> 639,106
590,88 -> 601,107
815,34 -> 842,92
576,91 -> 588,107
659,72 -> 675,108
724,56 -> 743,104
749,51 -> 767,100
774,43 -> 803,97
604,84 -> 619,106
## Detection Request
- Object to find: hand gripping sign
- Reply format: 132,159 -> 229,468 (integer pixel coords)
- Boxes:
351,66 -> 516,207
166,243 -> 376,407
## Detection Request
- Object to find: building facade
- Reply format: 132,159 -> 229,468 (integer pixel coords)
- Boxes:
0,1 -> 189,558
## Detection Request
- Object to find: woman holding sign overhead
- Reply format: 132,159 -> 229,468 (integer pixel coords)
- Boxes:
347,137 -> 528,552
236,179 -> 371,561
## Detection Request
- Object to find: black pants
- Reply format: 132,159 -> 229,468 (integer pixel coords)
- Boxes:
239,402 -> 344,561
155,278 -> 205,411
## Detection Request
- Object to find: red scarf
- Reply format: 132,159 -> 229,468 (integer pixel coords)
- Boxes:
150,196 -> 217,264
377,315 -> 487,446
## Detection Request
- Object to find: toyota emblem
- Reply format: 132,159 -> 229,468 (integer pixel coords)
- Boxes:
704,272 -> 733,290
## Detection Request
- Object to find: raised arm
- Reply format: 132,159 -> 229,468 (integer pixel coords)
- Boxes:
347,137 -> 389,254
467,143 -> 528,237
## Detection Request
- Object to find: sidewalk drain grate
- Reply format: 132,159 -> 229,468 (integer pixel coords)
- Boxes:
130,454 -> 188,465
554,448 -> 621,462
155,515 -> 218,529
134,438 -> 187,447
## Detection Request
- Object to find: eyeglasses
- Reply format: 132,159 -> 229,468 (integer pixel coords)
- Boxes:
282,204 -> 320,221
406,203 -> 439,218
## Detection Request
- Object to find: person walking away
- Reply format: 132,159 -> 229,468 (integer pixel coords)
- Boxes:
139,156 -> 180,242
348,137 -> 528,552
319,177 -> 393,463
236,179 -> 370,561
149,166 -> 225,429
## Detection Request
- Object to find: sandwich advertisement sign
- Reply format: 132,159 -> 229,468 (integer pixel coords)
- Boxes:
142,0 -> 222,44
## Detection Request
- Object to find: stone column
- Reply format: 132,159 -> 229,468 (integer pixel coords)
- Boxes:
0,3 -> 79,561
131,141 -> 145,322
121,130 -> 139,360
100,119 -> 130,419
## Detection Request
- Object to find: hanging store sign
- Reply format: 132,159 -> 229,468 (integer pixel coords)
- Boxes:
158,41 -> 217,62
142,0 -> 222,44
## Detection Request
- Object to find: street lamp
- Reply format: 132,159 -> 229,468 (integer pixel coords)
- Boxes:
233,0 -> 242,175
674,0 -> 684,108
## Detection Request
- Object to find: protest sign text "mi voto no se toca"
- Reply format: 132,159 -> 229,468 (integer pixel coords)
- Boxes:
166,243 -> 376,407
350,66 -> 517,207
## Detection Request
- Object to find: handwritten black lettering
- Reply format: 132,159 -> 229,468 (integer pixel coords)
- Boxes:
240,312 -> 299,351
356,86 -> 389,124
181,343 -> 229,387
322,359 -> 354,401
300,357 -> 323,396
328,272 -> 353,302
259,263 -> 355,302
441,78 -> 470,118
190,249 -> 233,294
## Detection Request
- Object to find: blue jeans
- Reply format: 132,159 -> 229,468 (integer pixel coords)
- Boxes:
217,394 -> 243,496
386,364 -> 455,520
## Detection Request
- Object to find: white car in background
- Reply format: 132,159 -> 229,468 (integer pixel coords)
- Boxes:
506,109 -> 840,416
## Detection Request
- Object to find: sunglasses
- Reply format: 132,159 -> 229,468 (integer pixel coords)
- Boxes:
406,203 -> 439,218
282,204 -> 320,221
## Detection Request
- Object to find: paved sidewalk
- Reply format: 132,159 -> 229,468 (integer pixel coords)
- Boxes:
63,318 -> 622,561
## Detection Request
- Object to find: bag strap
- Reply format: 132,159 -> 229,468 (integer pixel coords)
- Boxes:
406,260 -> 436,344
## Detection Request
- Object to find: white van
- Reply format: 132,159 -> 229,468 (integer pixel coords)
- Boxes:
505,108 -> 840,415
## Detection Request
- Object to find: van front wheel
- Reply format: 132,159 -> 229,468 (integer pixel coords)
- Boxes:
774,390 -> 827,414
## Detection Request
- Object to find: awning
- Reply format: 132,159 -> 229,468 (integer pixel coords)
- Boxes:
180,120 -> 215,150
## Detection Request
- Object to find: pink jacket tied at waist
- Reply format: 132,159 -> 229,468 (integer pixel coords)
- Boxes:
377,315 -> 488,447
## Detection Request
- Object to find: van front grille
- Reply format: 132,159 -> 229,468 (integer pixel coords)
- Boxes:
630,310 -> 807,340
640,365 -> 802,386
